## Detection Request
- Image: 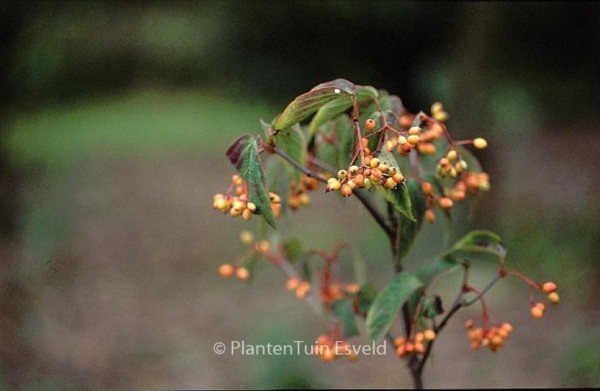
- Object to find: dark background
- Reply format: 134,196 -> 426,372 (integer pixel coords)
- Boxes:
1,1 -> 599,389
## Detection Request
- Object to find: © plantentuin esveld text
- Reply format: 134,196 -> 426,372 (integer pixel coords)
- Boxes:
212,79 -> 559,388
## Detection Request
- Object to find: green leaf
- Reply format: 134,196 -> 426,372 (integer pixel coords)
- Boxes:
416,230 -> 506,287
308,85 -> 378,138
375,147 -> 413,221
355,283 -> 377,315
281,237 -> 304,263
332,299 -> 360,338
272,124 -> 306,181
226,134 -> 276,228
366,272 -> 423,343
274,79 -> 357,131
397,179 -> 428,262
335,114 -> 355,169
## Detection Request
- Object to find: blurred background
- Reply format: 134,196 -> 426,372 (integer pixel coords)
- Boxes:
1,1 -> 599,389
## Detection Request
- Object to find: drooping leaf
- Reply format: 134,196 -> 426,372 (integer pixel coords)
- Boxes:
265,156 -> 291,214
375,147 -> 413,221
274,79 -> 357,131
272,124 -> 306,181
397,179 -> 428,262
366,272 -> 423,343
226,134 -> 276,228
308,85 -> 378,138
415,230 -> 506,287
332,299 -> 360,338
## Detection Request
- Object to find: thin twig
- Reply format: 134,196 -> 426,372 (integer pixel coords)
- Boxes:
272,147 -> 328,183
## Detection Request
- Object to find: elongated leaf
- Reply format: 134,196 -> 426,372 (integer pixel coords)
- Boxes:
272,124 -> 306,181
397,179 -> 428,262
265,156 -> 291,215
308,85 -> 378,137
366,272 -> 423,343
226,134 -> 276,228
274,79 -> 357,131
375,148 -> 413,221
416,230 -> 506,286
332,299 -> 360,338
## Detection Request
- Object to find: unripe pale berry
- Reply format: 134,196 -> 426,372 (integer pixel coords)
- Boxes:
347,179 -> 357,189
473,138 -> 488,149
236,267 -> 250,281
447,149 -> 458,162
219,263 -> 235,278
246,202 -> 257,212
386,140 -> 394,152
387,166 -> 397,176
407,134 -> 420,146
548,292 -> 560,304
349,165 -> 360,175
378,163 -> 388,173
269,192 -> 281,204
423,329 -> 436,341
408,126 -> 421,136
258,240 -> 270,253
330,179 -> 342,191
338,170 -> 348,180
298,193 -> 310,206
363,178 -> 372,191
434,110 -> 448,122
397,136 -> 407,145
239,230 -> 254,245
365,118 -> 376,131
431,102 -> 443,114
242,208 -> 252,221
370,158 -> 380,168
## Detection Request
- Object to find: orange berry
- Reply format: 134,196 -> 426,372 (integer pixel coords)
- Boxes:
394,337 -> 406,347
361,138 -> 369,148
542,282 -> 557,293
378,164 -> 388,173
465,320 -> 475,329
425,209 -> 436,224
399,143 -> 412,154
421,182 -> 433,195
219,263 -> 235,278
470,341 -> 481,350
396,345 -> 407,357
415,332 -> 424,343
392,173 -> 405,184
531,306 -> 544,319
405,342 -> 414,353
235,267 -> 250,281
370,168 -> 382,178
341,184 -> 353,197
321,347 -> 336,362
397,135 -> 408,145
500,322 -> 513,333
344,283 -> 360,294
385,140 -> 394,152
548,292 -> 560,304
298,193 -> 310,206
365,118 -> 377,131
296,281 -> 310,299
354,174 -> 365,187
286,277 -> 300,291
242,208 -> 252,221
414,342 -> 425,354
439,197 -> 454,209
534,302 -> 546,311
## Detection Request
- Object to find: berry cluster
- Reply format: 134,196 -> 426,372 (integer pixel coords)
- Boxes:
465,320 -> 513,353
531,281 -> 560,318
394,329 -> 437,358
325,156 -> 405,197
218,231 -> 272,282
313,333 -> 358,363
212,175 -> 257,221
285,277 -> 312,299
288,175 -> 320,211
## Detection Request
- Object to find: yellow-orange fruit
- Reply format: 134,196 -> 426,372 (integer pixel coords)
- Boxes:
286,277 -> 300,291
473,137 -> 488,149
531,306 -> 544,319
439,197 -> 454,209
341,184 -> 353,197
236,267 -> 250,281
425,209 -> 436,224
219,264 -> 235,278
548,292 -> 560,304
542,282 -> 557,293
365,118 -> 377,131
